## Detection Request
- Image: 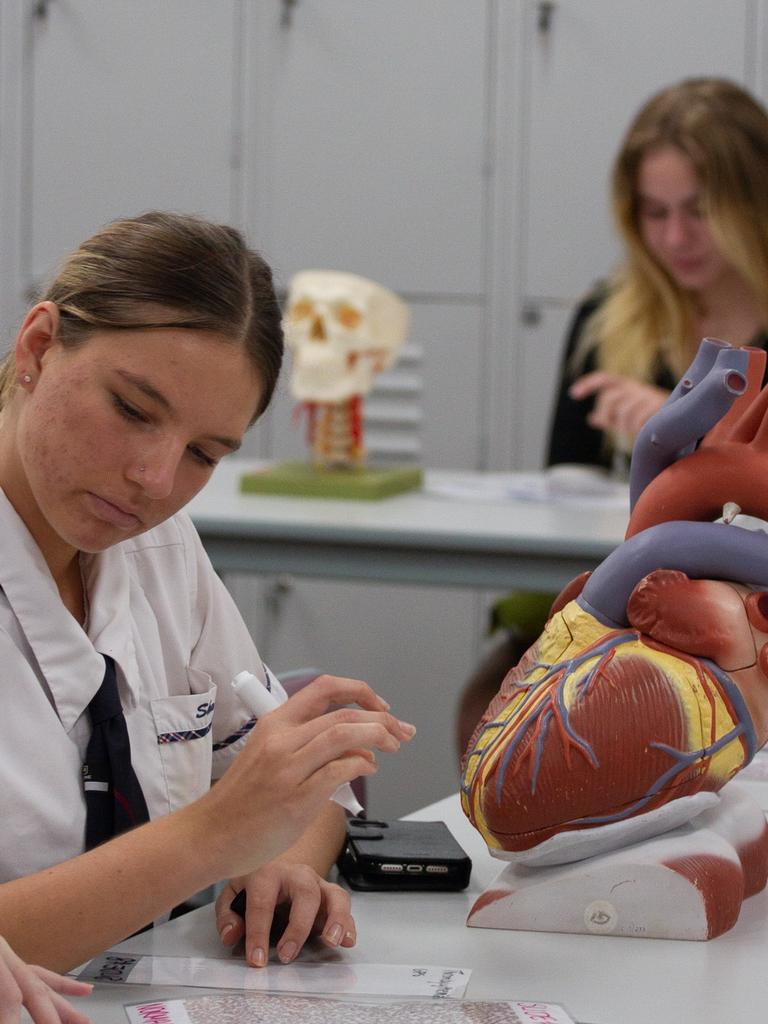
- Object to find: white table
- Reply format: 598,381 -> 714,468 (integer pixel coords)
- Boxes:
81,788 -> 768,1024
186,462 -> 629,591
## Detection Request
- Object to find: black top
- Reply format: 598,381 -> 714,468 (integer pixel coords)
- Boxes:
546,292 -> 768,470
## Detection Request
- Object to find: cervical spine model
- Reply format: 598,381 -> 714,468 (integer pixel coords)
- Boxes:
461,339 -> 768,935
284,271 -> 409,468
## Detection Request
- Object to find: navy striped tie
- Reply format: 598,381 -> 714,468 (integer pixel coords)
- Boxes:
82,655 -> 150,850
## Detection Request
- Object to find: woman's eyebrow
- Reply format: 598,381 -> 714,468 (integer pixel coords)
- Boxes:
212,436 -> 242,453
116,368 -> 172,411
637,189 -> 700,206
115,368 -> 242,452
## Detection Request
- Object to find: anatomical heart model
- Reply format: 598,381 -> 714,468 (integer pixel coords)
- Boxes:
462,338 -> 768,939
285,270 -> 409,468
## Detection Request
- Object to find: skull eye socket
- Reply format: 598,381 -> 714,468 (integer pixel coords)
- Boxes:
334,303 -> 363,330
288,299 -> 315,321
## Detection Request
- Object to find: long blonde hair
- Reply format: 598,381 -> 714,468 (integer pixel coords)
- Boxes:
585,78 -> 768,381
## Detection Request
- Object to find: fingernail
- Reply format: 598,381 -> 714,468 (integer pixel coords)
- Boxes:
220,923 -> 235,942
249,946 -> 266,967
344,930 -> 355,945
278,941 -> 297,963
325,923 -> 343,946
399,720 -> 416,736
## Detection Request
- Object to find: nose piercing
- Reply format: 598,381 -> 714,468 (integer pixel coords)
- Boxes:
139,465 -> 146,473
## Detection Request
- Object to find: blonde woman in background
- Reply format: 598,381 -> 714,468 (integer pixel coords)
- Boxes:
548,76 -> 768,470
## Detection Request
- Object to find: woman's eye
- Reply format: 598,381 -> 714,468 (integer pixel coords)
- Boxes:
187,445 -> 217,468
112,394 -> 149,423
641,205 -> 666,221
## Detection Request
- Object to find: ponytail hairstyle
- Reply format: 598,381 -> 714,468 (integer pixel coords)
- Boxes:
0,211 -> 283,420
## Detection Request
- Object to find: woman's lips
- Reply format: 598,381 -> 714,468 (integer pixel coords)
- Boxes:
86,492 -> 142,530
669,256 -> 706,274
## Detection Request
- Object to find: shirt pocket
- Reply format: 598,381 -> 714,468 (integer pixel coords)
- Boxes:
151,674 -> 217,814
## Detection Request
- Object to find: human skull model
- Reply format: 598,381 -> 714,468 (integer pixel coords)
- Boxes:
284,270 -> 409,467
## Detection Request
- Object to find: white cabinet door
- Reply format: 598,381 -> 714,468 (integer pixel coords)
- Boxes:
521,0 -> 752,303
25,1 -> 239,289
514,300 -> 575,470
242,1 -> 488,297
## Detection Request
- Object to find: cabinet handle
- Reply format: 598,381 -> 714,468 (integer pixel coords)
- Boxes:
273,574 -> 294,595
521,302 -> 542,327
281,0 -> 299,29
32,0 -> 53,20
537,0 -> 556,34
267,574 -> 294,616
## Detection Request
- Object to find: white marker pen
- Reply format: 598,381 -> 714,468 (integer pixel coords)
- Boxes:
231,669 -> 364,817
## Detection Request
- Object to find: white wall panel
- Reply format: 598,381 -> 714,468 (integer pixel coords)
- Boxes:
243,0 -> 488,297
27,1 -> 239,285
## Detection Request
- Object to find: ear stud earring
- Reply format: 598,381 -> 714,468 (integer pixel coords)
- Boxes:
21,373 -> 31,385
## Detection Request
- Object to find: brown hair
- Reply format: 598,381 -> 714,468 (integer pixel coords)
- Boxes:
582,78 -> 768,385
0,211 -> 283,419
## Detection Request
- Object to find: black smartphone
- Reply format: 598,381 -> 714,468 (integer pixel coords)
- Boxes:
337,818 -> 472,892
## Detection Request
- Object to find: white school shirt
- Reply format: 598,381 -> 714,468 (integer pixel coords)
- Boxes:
0,487 -> 286,882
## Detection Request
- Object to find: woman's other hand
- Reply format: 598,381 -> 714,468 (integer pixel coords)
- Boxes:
215,862 -> 355,968
0,936 -> 92,1024
570,371 -> 669,439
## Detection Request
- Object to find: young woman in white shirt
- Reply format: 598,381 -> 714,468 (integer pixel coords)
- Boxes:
0,211 -> 414,973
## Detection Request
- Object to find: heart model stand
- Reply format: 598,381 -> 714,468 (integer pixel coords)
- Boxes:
467,783 -> 768,940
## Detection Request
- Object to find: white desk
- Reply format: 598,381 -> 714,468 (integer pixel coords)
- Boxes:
83,789 -> 768,1024
187,462 -> 629,591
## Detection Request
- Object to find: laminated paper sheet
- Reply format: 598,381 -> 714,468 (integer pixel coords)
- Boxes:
79,952 -> 470,999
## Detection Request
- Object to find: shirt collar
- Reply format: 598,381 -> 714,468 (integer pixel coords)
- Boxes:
0,489 -> 138,728
80,545 -> 141,706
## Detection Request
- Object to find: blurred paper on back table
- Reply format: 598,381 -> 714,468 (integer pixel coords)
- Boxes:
424,469 -> 629,507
